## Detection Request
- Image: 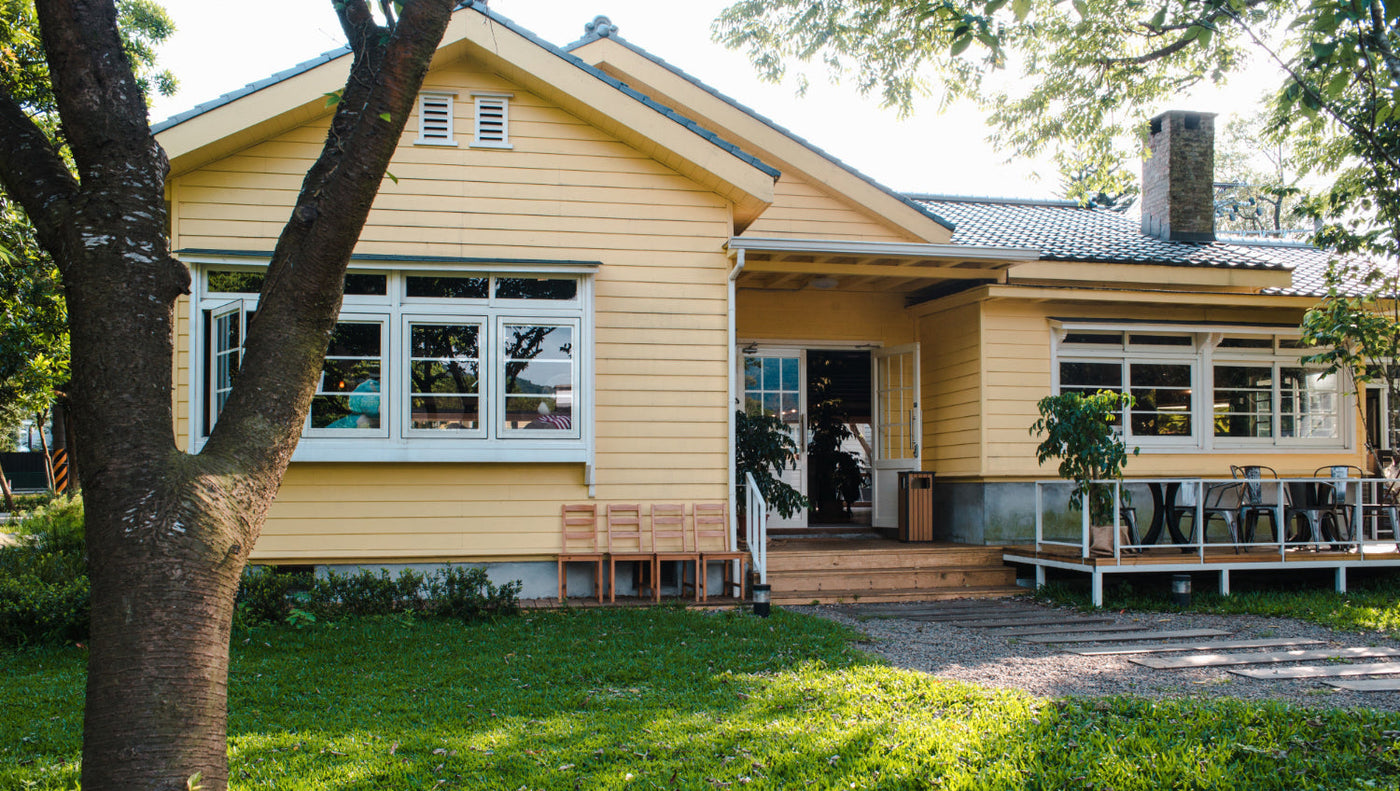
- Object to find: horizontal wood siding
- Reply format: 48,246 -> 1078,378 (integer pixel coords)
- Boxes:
736,289 -> 914,344
920,303 -> 980,476
980,298 -> 1365,478
743,173 -> 917,242
174,60 -> 733,563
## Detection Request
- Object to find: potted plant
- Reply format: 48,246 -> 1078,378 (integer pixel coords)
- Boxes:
1031,391 -> 1138,556
735,408 -> 808,524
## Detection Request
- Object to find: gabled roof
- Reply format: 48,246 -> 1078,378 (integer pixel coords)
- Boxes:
910,195 -> 1305,270
566,20 -> 955,245
154,2 -> 779,230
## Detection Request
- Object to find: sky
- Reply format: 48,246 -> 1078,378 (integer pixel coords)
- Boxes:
146,0 -> 1287,200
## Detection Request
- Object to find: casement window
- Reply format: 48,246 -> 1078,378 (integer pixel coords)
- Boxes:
415,92 -> 457,146
471,93 -> 512,149
194,265 -> 591,463
1054,325 -> 1346,451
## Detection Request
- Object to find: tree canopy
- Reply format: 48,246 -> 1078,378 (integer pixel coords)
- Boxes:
713,0 -> 1396,254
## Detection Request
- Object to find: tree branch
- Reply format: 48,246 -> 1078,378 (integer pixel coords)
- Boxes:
33,0 -> 156,184
203,0 -> 456,493
0,88 -> 79,262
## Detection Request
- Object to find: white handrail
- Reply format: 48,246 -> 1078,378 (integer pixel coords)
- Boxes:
1033,475 -> 1399,557
744,472 -> 768,584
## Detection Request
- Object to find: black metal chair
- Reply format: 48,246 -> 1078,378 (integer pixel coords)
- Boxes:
1233,465 -> 1283,547
1285,480 -> 1343,549
1169,479 -> 1243,553
1314,465 -> 1365,547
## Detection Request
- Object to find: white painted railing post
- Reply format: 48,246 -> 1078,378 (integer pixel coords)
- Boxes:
1080,488 -> 1090,560
1035,482 -> 1043,552
744,472 -> 768,585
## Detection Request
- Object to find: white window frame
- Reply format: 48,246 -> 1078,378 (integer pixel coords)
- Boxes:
402,314 -> 488,440
415,91 -> 458,147
188,259 -> 594,463
304,317 -> 390,439
207,299 -> 245,432
496,316 -> 581,440
470,92 -> 513,150
1050,321 -> 1352,454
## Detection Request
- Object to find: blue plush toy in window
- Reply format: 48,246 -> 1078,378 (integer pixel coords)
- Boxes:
327,378 -> 380,429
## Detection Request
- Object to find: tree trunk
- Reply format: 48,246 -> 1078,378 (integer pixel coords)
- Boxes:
0,458 -> 14,512
34,409 -> 54,491
0,2 -> 459,789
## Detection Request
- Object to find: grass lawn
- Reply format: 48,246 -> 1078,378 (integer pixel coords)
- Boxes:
1036,570 -> 1400,635
4,607 -> 1400,790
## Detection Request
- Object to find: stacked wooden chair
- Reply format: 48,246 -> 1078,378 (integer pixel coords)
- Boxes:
555,501 -> 749,603
556,504 -> 604,603
693,503 -> 749,600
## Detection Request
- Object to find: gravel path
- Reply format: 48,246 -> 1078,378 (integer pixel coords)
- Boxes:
793,599 -> 1400,711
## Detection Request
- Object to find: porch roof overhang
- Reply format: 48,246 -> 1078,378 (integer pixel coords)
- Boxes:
725,236 -> 1041,292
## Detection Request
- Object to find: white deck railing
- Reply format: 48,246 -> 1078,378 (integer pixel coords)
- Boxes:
1033,476 -> 1400,562
744,472 -> 768,584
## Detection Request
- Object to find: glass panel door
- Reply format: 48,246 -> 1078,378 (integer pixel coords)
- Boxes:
743,350 -> 806,529
873,344 -> 920,528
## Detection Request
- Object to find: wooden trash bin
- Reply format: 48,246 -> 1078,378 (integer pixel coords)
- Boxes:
898,471 -> 936,542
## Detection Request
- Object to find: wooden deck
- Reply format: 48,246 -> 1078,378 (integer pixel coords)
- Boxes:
1003,542 -> 1400,606
766,537 -> 1022,604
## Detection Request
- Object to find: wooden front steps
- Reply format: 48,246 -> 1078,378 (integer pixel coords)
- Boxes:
765,539 -> 1021,605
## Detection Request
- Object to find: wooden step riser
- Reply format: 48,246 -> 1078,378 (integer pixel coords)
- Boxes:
772,586 -> 1024,605
767,550 -> 1005,572
769,567 -> 1017,593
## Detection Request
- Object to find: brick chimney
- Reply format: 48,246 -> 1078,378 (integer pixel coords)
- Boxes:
1141,110 -> 1216,242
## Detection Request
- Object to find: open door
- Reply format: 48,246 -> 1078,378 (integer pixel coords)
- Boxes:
872,344 -> 920,528
742,350 -> 807,529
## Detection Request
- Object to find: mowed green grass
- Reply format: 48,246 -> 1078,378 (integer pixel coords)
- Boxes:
4,607 -> 1400,790
1037,571 -> 1400,635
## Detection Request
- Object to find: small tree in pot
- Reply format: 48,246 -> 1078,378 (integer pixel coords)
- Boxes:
1031,391 -> 1138,554
735,409 -> 807,520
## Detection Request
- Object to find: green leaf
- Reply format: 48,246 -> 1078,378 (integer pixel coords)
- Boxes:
1072,0 -> 1088,19
323,90 -> 343,108
385,171 -> 399,185
1148,6 -> 1167,29
378,112 -> 392,122
950,35 -> 973,56
1012,0 -> 1032,21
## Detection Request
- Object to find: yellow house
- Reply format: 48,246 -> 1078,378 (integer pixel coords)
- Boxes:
156,4 -> 1362,601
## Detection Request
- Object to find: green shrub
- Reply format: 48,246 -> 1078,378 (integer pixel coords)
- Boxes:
235,566 -> 313,626
311,569 -> 424,617
233,565 -> 523,627
3,491 -> 55,514
0,495 -> 87,646
11,495 -> 84,556
0,573 -> 89,645
426,565 -> 521,621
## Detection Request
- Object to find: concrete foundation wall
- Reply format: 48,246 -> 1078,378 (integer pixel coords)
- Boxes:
317,560 -> 733,601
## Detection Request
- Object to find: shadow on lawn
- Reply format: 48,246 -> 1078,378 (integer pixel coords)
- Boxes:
6,608 -> 1400,790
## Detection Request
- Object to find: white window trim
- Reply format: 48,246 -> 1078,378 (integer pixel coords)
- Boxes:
187,261 -> 593,463
415,91 -> 459,147
304,316 -> 390,439
470,92 -> 513,150
1051,321 -> 1352,454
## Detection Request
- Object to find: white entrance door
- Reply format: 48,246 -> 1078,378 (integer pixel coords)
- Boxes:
743,350 -> 807,529
872,344 -> 921,528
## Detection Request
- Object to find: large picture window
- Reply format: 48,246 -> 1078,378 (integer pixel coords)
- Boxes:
194,265 -> 590,462
1056,327 -> 1347,451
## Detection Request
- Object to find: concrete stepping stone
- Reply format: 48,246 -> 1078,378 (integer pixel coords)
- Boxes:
1231,661 -> 1400,680
1027,628 -> 1230,644
1068,637 -> 1321,656
987,623 -> 1155,637
907,609 -> 1046,622
951,615 -> 1117,628
1320,677 -> 1400,691
1134,646 -> 1400,669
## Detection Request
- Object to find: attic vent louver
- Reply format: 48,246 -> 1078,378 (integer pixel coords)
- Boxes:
415,92 -> 457,146
472,93 -> 513,149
